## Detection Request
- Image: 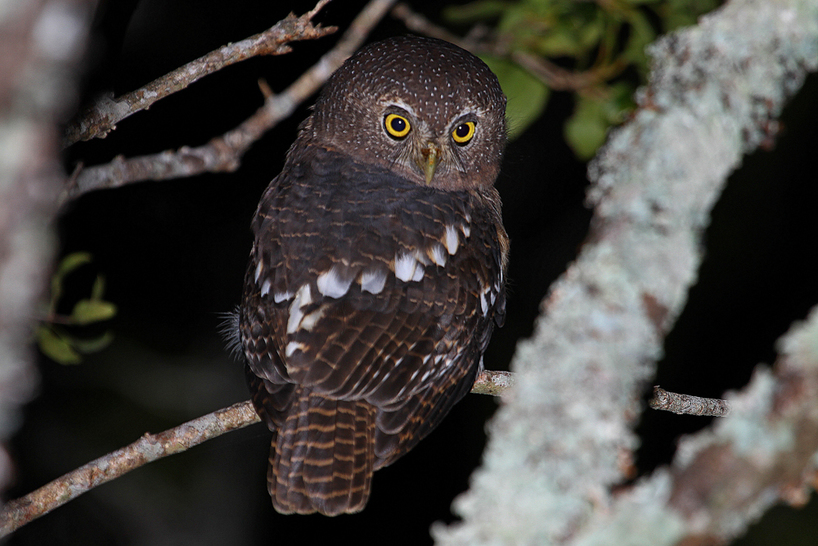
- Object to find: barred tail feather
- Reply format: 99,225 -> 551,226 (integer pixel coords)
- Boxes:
269,387 -> 376,515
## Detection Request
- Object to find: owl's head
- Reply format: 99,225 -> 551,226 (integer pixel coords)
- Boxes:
305,36 -> 507,191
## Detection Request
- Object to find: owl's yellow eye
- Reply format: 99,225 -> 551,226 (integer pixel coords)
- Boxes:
452,122 -> 476,145
384,114 -> 411,139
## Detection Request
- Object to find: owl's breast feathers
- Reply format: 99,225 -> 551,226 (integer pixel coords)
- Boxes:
240,144 -> 506,515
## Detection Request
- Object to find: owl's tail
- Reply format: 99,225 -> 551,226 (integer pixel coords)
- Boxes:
269,386 -> 377,516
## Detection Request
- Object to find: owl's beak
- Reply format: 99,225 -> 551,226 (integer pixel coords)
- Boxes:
418,143 -> 441,184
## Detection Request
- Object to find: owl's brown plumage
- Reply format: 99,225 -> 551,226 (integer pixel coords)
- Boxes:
238,36 -> 508,516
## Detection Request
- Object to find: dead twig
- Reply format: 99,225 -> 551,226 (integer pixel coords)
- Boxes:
649,386 -> 731,417
0,368 -> 511,536
471,369 -> 515,396
64,0 -> 335,146
66,0 -> 397,201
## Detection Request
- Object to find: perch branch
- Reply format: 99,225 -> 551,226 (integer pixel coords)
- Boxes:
64,0 -> 336,146
0,369 -> 509,536
649,386 -> 731,417
65,0 -> 397,201
0,401 -> 260,537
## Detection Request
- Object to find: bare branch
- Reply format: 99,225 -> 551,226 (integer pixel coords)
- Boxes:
63,0 -> 336,146
66,0 -> 398,201
0,369 -> 509,536
649,386 -> 731,417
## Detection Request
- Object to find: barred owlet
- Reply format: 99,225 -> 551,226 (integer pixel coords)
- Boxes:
237,36 -> 508,516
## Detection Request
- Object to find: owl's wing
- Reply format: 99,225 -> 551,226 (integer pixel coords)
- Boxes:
241,148 -> 506,457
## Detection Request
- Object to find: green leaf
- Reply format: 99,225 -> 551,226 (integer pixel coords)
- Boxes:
481,56 -> 550,140
70,299 -> 118,325
73,331 -> 115,354
91,274 -> 106,301
565,95 -> 610,159
622,8 -> 656,70
565,83 -> 635,159
37,326 -> 82,365
55,251 -> 93,278
50,252 -> 93,310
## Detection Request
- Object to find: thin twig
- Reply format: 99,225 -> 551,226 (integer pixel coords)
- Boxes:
64,0 -> 335,146
0,368 -> 511,536
649,386 -> 731,417
66,0 -> 397,201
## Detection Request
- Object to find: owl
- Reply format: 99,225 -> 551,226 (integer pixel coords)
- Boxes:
238,35 -> 508,516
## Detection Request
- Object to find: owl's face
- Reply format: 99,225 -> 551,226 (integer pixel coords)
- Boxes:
305,36 -> 507,191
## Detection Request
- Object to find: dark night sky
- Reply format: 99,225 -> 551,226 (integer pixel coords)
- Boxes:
7,1 -> 818,544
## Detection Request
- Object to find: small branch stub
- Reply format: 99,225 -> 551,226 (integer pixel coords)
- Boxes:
649,386 -> 731,417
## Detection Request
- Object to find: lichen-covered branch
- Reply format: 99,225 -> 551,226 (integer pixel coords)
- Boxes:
666,308 -> 818,539
0,369 -> 509,536
433,0 -> 818,543
63,0 -> 336,146
66,0 -> 398,200
574,304 -> 818,545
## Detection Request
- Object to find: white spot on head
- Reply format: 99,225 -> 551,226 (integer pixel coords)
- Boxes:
460,224 -> 471,238
411,264 -> 425,282
444,225 -> 459,255
394,252 -> 418,282
480,291 -> 489,314
316,266 -> 354,298
360,269 -> 388,294
261,279 -> 271,297
254,261 -> 264,283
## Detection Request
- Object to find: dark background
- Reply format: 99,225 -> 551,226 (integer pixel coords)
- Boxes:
6,0 -> 818,544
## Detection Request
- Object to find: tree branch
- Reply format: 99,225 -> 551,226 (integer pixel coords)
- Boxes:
63,0 -> 336,146
65,0 -> 398,201
0,369 -> 509,537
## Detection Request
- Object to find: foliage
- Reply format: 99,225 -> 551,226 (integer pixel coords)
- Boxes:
37,252 -> 117,364
444,0 -> 721,156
